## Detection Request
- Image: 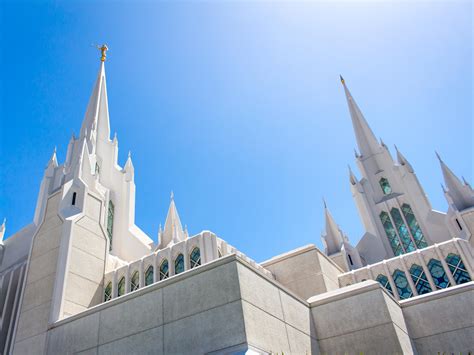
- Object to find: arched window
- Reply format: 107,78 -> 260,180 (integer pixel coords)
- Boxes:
380,212 -> 403,256
390,208 -> 416,253
145,266 -> 154,286
379,178 -> 392,195
117,277 -> 125,297
218,248 -> 222,258
107,201 -> 115,251
160,259 -> 169,280
175,254 -> 185,275
392,269 -> 412,299
190,247 -> 201,269
104,282 -> 112,302
130,271 -> 139,291
401,204 -> 428,249
445,254 -> 471,284
409,264 -> 432,295
427,259 -> 450,289
72,192 -> 77,206
376,274 -> 393,296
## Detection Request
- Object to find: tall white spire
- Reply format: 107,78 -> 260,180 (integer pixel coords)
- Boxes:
321,201 -> 346,255
159,192 -> 186,248
437,152 -> 474,211
0,218 -> 6,243
395,145 -> 414,173
340,76 -> 380,158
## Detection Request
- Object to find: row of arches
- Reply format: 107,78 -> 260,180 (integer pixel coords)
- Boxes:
375,253 -> 471,300
104,247 -> 202,301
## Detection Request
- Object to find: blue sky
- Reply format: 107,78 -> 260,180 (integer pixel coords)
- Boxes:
0,1 -> 472,262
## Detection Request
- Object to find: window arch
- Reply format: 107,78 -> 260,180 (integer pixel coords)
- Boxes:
218,248 -> 222,258
376,274 -> 393,296
427,259 -> 450,289
130,271 -> 139,291
145,266 -> 154,286
380,212 -> 403,256
392,269 -> 412,299
390,208 -> 416,253
409,264 -> 432,295
117,277 -> 125,297
160,259 -> 169,280
190,247 -> 201,269
379,177 -> 392,195
401,204 -> 428,249
104,282 -> 112,302
175,254 -> 185,275
445,254 -> 471,284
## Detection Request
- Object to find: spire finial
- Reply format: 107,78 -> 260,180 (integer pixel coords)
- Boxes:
435,151 -> 442,162
323,197 -> 327,209
340,75 -> 345,85
170,191 -> 174,200
97,44 -> 108,62
128,150 -> 131,158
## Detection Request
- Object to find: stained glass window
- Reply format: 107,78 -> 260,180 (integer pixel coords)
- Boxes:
445,254 -> 471,284
160,259 -> 169,280
376,274 -> 393,295
130,271 -> 139,291
107,201 -> 114,251
117,277 -> 125,297
401,204 -> 428,249
379,178 -> 392,195
380,212 -> 403,256
104,282 -> 112,302
392,269 -> 413,299
409,264 -> 432,295
175,254 -> 185,275
190,247 -> 201,269
390,208 -> 416,253
427,259 -> 450,289
145,266 -> 154,286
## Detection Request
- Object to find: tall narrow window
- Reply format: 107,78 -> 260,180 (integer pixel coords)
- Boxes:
455,219 -> 463,231
159,259 -> 169,280
427,259 -> 450,289
409,264 -> 432,295
218,248 -> 222,258
95,162 -> 100,175
104,282 -> 112,302
72,192 -> 77,206
376,274 -> 393,296
117,277 -> 125,297
145,266 -> 154,286
401,204 -> 428,249
190,247 -> 201,269
380,212 -> 403,256
379,178 -> 392,195
130,271 -> 139,291
392,269 -> 413,299
445,254 -> 471,284
390,208 -> 416,253
175,254 -> 185,275
348,254 -> 353,266
107,201 -> 114,251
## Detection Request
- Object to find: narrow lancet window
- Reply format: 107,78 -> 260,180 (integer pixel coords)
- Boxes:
376,274 -> 393,296
390,208 -> 416,253
379,177 -> 392,195
175,254 -> 185,275
145,266 -> 154,286
409,264 -> 432,295
130,271 -> 139,291
455,219 -> 463,231
348,254 -> 353,266
445,254 -> 471,284
104,282 -> 112,302
160,259 -> 169,280
427,259 -> 450,289
72,192 -> 77,206
392,269 -> 412,299
190,247 -> 201,269
380,211 -> 403,256
107,201 -> 114,251
401,204 -> 428,249
117,277 -> 125,297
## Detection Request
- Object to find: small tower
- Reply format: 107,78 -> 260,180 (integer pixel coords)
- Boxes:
158,192 -> 187,249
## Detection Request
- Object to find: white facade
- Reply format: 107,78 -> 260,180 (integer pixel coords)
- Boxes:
0,57 -> 473,355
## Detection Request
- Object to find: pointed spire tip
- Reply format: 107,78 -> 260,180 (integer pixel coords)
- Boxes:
339,75 -> 345,85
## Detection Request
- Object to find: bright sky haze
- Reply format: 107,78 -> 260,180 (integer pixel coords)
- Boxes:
1,1 -> 472,262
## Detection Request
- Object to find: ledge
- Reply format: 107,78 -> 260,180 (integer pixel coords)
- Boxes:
399,281 -> 474,307
308,280 -> 383,307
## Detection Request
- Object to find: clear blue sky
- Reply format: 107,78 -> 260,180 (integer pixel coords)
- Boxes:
0,1 -> 472,262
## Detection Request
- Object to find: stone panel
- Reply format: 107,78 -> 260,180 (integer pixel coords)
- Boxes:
21,273 -> 55,312
68,247 -> 105,284
64,272 -> 102,308
15,302 -> 51,342
26,247 -> 59,284
97,326 -> 163,355
279,290 -> 312,336
73,224 -> 106,260
413,326 -> 474,354
12,333 -> 46,355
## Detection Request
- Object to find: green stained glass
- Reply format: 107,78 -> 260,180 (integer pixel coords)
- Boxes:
175,254 -> 185,275
392,269 -> 413,299
107,201 -> 114,251
190,248 -> 201,269
390,208 -> 416,253
380,212 -> 403,256
376,274 -> 393,295
428,259 -> 450,289
117,277 -> 125,297
104,282 -> 112,302
160,259 -> 169,280
409,264 -> 432,295
379,178 -> 392,195
445,254 -> 471,284
401,204 -> 428,249
130,271 -> 139,291
145,266 -> 154,286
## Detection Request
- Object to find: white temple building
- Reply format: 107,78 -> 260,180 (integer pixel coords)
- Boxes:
1,47 -> 473,354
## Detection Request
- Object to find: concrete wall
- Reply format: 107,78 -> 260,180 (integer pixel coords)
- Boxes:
401,282 -> 474,354
309,280 -> 416,354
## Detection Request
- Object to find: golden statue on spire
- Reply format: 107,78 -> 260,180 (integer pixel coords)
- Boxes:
97,44 -> 108,62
